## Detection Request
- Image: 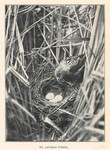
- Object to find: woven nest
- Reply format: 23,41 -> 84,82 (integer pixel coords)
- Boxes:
29,62 -> 81,140
30,61 -> 79,104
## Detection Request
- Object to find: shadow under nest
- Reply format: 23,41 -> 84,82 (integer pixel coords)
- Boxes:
29,61 -> 83,141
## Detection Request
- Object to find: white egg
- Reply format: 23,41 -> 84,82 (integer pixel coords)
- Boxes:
45,93 -> 54,100
54,95 -> 63,102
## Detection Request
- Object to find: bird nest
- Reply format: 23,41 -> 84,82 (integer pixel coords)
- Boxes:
29,62 -> 81,140
30,62 -> 79,107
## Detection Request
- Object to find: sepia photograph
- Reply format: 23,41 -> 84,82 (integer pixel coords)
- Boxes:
5,4 -> 104,142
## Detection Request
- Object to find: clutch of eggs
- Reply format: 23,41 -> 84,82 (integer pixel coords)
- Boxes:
45,93 -> 63,103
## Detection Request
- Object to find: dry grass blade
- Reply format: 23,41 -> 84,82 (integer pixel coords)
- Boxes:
90,108 -> 104,127
53,42 -> 83,47
7,66 -> 30,87
6,6 -> 19,70
92,70 -> 104,78
59,109 -> 86,122
98,121 -> 104,127
89,6 -> 101,51
10,98 -> 36,123
16,23 -> 24,54
5,5 -> 11,41
18,5 -> 36,14
87,90 -> 96,117
44,117 -> 63,134
85,126 -> 104,135
16,57 -> 29,79
28,87 -> 32,112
